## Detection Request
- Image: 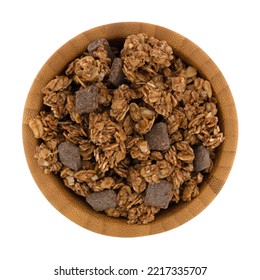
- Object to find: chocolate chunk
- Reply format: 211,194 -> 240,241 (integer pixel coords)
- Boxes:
87,38 -> 114,60
86,190 -> 117,211
58,142 -> 81,171
75,85 -> 99,114
109,58 -> 125,87
193,145 -> 211,172
145,180 -> 173,209
145,122 -> 170,151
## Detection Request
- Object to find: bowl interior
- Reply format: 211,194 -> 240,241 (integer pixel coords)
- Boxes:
22,22 -> 238,237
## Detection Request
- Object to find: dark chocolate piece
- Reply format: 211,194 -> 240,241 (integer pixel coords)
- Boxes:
86,190 -> 117,211
58,142 -> 81,171
145,122 -> 170,151
87,38 -> 114,60
145,180 -> 173,209
75,85 -> 99,114
193,145 -> 211,172
109,58 -> 125,87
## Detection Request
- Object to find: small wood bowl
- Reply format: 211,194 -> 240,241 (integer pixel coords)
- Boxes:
22,22 -> 238,237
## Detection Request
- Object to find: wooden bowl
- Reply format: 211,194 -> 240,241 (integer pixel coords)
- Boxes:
22,22 -> 238,237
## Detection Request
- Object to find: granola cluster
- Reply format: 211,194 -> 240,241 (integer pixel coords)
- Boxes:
29,33 -> 224,224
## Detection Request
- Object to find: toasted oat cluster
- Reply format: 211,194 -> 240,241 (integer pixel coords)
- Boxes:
29,33 -> 224,224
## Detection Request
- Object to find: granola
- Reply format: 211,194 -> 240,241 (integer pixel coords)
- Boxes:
29,34 -> 224,224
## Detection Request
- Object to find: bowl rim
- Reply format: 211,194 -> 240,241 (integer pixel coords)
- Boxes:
22,22 -> 238,237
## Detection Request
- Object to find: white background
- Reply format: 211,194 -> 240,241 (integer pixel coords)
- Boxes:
1,0 -> 259,279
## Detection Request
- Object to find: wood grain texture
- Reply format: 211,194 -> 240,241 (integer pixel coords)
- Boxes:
22,22 -> 238,237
